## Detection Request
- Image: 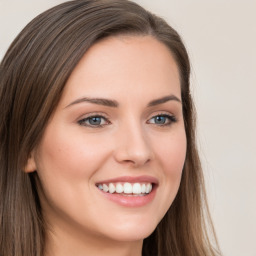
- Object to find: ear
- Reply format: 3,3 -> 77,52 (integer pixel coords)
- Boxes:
24,152 -> 37,173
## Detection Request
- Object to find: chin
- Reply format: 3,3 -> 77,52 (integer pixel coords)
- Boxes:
105,229 -> 154,243
97,217 -> 158,242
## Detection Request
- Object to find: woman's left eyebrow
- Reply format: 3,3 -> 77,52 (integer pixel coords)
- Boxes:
147,95 -> 181,107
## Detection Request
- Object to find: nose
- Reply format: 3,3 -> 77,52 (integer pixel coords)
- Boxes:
113,121 -> 154,167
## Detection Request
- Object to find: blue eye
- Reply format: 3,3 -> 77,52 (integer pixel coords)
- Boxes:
154,116 -> 167,124
148,114 -> 176,126
88,117 -> 103,125
78,115 -> 109,127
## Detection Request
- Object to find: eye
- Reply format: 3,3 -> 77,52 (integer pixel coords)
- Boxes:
147,114 -> 177,126
78,115 -> 110,127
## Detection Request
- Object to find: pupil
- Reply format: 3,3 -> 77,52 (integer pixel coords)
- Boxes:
155,116 -> 165,124
89,117 -> 101,125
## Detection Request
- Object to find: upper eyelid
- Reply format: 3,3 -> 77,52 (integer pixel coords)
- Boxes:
148,113 -> 176,121
77,115 -> 110,128
148,111 -> 175,118
77,112 -> 110,121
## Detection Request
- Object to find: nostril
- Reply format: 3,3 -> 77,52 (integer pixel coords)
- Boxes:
114,148 -> 153,167
122,158 -> 150,168
113,130 -> 154,166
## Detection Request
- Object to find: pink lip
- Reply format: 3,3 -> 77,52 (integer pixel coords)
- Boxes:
97,186 -> 157,207
96,175 -> 159,185
96,175 -> 158,207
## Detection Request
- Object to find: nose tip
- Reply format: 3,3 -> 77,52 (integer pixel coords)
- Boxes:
115,148 -> 151,167
114,128 -> 153,167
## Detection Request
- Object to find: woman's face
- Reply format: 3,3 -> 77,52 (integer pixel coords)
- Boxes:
27,36 -> 186,245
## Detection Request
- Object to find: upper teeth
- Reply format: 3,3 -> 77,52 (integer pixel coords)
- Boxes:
97,182 -> 153,194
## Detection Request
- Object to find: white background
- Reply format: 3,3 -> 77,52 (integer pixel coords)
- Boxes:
0,1 -> 255,255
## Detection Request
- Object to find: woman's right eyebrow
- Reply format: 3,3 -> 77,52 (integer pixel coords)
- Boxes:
65,97 -> 119,108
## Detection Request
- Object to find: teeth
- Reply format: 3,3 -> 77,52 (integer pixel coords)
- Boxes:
123,182 -> 133,194
97,182 -> 153,195
116,183 -> 124,193
103,184 -> 109,192
146,184 -> 152,193
141,184 -> 146,193
132,183 -> 141,194
109,183 -> 115,194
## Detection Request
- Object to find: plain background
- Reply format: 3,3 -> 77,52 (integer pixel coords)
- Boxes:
0,1 -> 255,255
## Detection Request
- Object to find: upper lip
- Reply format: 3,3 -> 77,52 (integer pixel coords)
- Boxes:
96,175 -> 159,185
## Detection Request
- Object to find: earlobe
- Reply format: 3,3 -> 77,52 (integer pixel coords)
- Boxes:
24,153 -> 37,173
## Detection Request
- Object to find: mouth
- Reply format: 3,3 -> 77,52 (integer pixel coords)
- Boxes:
96,182 -> 153,196
95,176 -> 158,207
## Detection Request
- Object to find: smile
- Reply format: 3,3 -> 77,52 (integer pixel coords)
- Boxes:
95,176 -> 158,207
96,182 -> 153,195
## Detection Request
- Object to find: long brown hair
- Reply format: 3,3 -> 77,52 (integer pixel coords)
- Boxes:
0,0 -> 221,255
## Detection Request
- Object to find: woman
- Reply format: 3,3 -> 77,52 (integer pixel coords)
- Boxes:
0,0 -> 221,255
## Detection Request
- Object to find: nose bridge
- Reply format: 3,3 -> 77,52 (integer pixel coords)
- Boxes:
114,115 -> 153,166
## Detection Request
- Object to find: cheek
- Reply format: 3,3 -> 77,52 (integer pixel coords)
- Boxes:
156,130 -> 187,175
34,129 -> 113,221
36,129 -> 111,181
153,129 -> 186,201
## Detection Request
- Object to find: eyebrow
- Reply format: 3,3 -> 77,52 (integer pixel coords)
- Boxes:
65,94 -> 181,108
147,95 -> 181,107
65,97 -> 119,108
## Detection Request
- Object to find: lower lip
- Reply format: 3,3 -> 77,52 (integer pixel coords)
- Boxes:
97,186 -> 157,207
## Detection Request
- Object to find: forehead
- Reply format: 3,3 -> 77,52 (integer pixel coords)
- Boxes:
59,35 -> 181,107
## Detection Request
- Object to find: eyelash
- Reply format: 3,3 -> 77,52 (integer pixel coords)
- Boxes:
78,113 -> 177,128
147,113 -> 177,126
78,114 -> 110,128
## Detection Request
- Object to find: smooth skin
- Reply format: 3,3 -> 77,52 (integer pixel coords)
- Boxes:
26,35 -> 187,256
